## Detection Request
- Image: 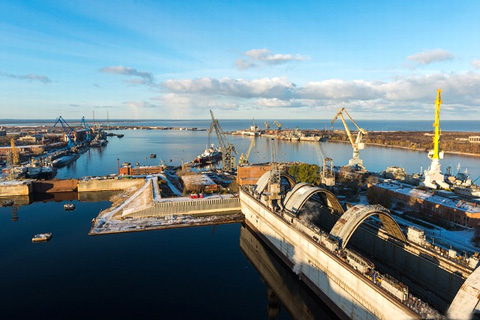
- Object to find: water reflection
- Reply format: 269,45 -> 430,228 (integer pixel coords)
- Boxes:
240,224 -> 339,320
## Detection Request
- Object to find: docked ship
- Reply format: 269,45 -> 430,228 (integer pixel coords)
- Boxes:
194,144 -> 222,164
239,169 -> 480,319
51,153 -> 80,168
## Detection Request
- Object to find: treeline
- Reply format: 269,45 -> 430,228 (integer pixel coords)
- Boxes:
329,131 -> 480,154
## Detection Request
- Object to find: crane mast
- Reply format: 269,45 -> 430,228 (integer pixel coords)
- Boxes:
314,143 -> 335,186
264,121 -> 270,130
239,139 -> 255,165
53,116 -> 75,148
331,108 -> 367,168
208,110 -> 237,172
423,89 -> 449,189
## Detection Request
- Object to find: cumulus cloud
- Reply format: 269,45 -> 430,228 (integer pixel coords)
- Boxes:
236,48 -> 309,69
407,49 -> 454,65
472,60 -> 480,69
0,71 -> 52,83
160,72 -> 480,115
99,66 -> 154,85
162,77 -> 295,99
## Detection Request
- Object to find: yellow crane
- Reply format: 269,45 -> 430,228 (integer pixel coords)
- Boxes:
273,120 -> 282,130
264,121 -> 270,130
10,138 -> 19,166
429,89 -> 443,160
239,139 -> 255,165
423,89 -> 449,189
331,108 -> 367,168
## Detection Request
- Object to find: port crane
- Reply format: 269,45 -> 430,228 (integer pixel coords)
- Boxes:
314,143 -> 335,186
251,118 -> 259,133
81,116 -> 92,142
208,110 -> 237,172
239,139 -> 255,165
422,89 -> 449,189
9,138 -> 19,166
264,121 -> 270,130
331,108 -> 367,169
273,120 -> 282,131
54,116 -> 76,148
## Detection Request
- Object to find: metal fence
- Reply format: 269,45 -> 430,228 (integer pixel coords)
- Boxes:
125,197 -> 241,218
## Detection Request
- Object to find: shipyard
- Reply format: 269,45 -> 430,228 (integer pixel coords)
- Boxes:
2,91 -> 480,319
2,1 -> 480,319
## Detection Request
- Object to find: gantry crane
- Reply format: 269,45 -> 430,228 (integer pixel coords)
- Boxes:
208,110 -> 237,172
273,120 -> 282,131
53,116 -> 75,148
264,121 -> 270,130
331,108 -> 367,168
239,139 -> 255,165
314,143 -> 335,186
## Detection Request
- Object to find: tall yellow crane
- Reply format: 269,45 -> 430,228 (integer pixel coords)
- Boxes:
10,138 -> 19,166
430,89 -> 443,160
239,139 -> 255,165
331,108 -> 367,168
423,89 -> 449,189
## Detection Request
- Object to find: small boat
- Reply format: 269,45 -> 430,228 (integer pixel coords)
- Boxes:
3,199 -> 14,207
32,233 -> 52,243
150,154 -> 157,159
117,134 -> 124,138
64,203 -> 75,211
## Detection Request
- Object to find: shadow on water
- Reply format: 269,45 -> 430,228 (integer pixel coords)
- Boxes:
240,224 -> 340,320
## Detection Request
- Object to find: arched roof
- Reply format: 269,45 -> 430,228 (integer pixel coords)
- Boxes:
283,183 -> 344,215
448,266 -> 480,319
253,171 -> 295,195
330,204 -> 406,249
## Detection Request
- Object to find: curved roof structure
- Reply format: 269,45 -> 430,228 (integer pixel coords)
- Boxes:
283,183 -> 344,215
330,204 -> 406,249
253,171 -> 295,195
448,266 -> 480,319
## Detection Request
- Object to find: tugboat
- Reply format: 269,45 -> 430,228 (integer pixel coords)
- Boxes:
64,203 -> 75,211
194,144 -> 222,164
32,233 -> 52,243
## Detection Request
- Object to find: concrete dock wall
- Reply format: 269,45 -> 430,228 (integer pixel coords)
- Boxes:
32,179 -> 78,193
0,181 -> 32,196
124,197 -> 241,219
78,178 -> 144,192
240,190 -> 418,320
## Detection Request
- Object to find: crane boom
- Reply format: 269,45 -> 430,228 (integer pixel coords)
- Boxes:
208,110 -> 237,171
239,139 -> 255,165
432,89 -> 442,160
331,108 -> 367,168
54,116 -> 75,148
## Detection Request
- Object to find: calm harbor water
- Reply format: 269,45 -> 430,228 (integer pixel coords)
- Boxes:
2,120 -> 480,319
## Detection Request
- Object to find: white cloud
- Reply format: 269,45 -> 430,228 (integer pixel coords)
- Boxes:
160,72 -> 480,116
162,77 -> 295,99
0,71 -> 52,83
123,100 -> 159,108
407,49 -> 454,65
99,66 -> 154,85
236,48 -> 309,69
472,60 -> 480,69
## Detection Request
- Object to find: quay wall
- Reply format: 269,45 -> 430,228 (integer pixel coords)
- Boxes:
32,179 -> 78,193
240,189 -> 419,320
0,181 -> 31,196
123,197 -> 241,219
78,178 -> 144,192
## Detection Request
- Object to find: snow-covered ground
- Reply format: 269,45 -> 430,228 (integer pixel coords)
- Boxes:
159,173 -> 182,196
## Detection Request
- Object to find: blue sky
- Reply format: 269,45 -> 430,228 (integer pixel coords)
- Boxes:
1,0 -> 479,120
